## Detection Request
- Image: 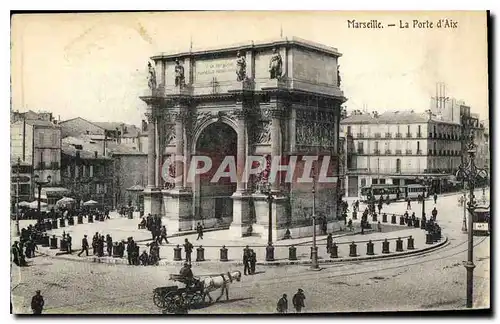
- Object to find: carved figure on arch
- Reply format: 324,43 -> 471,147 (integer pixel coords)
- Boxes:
147,62 -> 157,90
337,65 -> 342,87
175,59 -> 185,87
269,47 -> 283,80
235,51 -> 247,82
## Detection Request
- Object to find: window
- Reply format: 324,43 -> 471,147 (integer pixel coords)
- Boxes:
418,125 -> 421,136
396,159 -> 401,173
39,132 -> 45,146
90,165 -> 94,177
67,165 -> 71,177
407,125 -> 410,134
51,132 -> 58,146
82,165 -> 86,177
417,141 -> 420,152
347,126 -> 352,135
375,141 -> 379,151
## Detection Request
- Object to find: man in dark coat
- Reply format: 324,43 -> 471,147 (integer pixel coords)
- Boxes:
432,207 -> 438,222
434,193 -> 438,204
106,234 -> 113,256
183,239 -> 193,263
66,234 -> 72,254
31,290 -> 44,314
139,250 -> 149,266
250,250 -> 257,274
11,242 -> 20,266
78,235 -> 89,257
326,233 -> 333,253
159,226 -> 169,244
243,248 -> 251,275
292,288 -> 306,313
196,222 -> 204,240
127,238 -> 135,265
276,293 -> 288,313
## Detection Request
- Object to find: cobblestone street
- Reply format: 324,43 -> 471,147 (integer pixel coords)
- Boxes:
11,190 -> 490,314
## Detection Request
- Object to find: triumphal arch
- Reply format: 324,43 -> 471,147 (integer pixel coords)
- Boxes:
140,37 -> 346,240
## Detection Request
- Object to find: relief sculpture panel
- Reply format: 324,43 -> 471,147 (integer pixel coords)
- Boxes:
292,48 -> 337,85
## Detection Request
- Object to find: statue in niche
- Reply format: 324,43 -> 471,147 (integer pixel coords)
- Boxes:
269,47 -> 283,80
147,62 -> 157,90
337,65 -> 342,87
257,121 -> 272,144
174,59 -> 185,87
235,51 -> 246,82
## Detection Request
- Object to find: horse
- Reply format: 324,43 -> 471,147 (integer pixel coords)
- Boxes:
200,270 -> 242,303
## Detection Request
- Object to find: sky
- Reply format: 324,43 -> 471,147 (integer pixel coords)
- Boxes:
10,11 -> 489,126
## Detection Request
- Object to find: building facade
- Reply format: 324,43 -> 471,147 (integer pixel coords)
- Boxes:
140,37 -> 345,239
60,141 -> 114,209
112,152 -> 148,209
341,111 -> 462,197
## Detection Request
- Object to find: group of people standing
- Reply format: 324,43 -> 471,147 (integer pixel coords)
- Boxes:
242,246 -> 257,275
276,288 -> 306,313
11,225 -> 40,267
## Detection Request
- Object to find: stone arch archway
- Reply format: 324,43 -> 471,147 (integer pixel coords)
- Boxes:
192,120 -> 238,228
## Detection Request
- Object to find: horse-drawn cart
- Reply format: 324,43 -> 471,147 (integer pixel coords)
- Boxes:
153,274 -> 205,313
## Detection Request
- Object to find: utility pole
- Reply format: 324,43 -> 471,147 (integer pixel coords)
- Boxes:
15,157 -> 21,236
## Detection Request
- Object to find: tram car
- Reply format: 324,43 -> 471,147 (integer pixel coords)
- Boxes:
472,206 -> 490,236
360,184 -> 429,202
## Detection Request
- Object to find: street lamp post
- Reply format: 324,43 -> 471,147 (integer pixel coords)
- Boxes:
15,157 -> 21,236
262,182 -> 273,245
310,165 -> 319,270
34,174 -> 51,224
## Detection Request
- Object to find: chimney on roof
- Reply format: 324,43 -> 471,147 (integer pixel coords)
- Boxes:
94,151 -> 98,158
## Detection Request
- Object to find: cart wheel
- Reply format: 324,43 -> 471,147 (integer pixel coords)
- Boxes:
190,292 -> 204,309
153,292 -> 165,308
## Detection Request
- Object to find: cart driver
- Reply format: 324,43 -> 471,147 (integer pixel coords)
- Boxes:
179,262 -> 195,287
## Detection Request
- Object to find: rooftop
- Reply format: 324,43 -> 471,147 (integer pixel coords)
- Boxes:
341,110 -> 461,125
151,36 -> 341,60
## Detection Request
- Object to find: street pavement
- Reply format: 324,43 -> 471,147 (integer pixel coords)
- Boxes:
11,189 -> 490,314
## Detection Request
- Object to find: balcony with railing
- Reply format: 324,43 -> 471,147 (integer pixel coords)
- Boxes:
416,150 -> 422,155
428,149 -> 433,156
357,133 -> 364,138
385,149 -> 392,155
405,149 -> 412,155
395,133 -> 402,138
385,132 -> 392,138
395,149 -> 402,155
416,132 -> 422,138
374,149 -> 381,155
406,133 -> 412,138
357,148 -> 364,154
374,133 -> 381,138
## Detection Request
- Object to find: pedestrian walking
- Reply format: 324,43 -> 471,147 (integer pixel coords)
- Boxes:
78,235 -> 89,257
196,222 -> 204,240
127,237 -> 135,265
31,290 -> 44,315
407,198 -> 411,210
276,294 -> 288,313
11,241 -> 20,266
159,226 -> 169,244
292,289 -> 306,313
377,221 -> 382,232
434,193 -> 438,204
432,207 -> 438,222
183,238 -> 193,263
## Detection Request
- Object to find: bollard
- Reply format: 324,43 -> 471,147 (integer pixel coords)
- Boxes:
266,243 -> 275,261
220,246 -> 228,262
421,219 -> 426,229
396,237 -> 403,252
42,234 -> 49,247
414,218 -> 420,228
349,242 -> 357,257
288,246 -> 297,261
59,218 -> 65,228
50,219 -> 57,230
68,216 -> 75,226
382,213 -> 387,223
372,213 -> 377,222
77,215 -> 83,224
112,242 -> 121,257
366,240 -> 374,255
196,246 -> 205,262
59,239 -> 67,252
50,235 -> 58,249
382,239 -> 390,254
352,211 -> 357,220
309,246 -> 318,259
426,233 -> 434,244
399,216 -> 405,226
330,243 -> 339,258
88,214 -> 94,223
173,245 -> 182,261
391,215 -> 397,224
407,236 -> 415,250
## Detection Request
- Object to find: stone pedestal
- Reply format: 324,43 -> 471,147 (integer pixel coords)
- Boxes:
163,189 -> 193,232
143,188 -> 162,216
228,192 -> 252,237
252,193 -> 288,241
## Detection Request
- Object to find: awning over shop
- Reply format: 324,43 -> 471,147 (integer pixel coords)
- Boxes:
126,185 -> 144,192
41,187 -> 71,197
